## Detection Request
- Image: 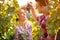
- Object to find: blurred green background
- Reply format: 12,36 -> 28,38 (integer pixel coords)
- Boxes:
0,0 -> 60,40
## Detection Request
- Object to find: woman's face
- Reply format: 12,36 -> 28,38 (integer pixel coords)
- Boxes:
18,9 -> 27,21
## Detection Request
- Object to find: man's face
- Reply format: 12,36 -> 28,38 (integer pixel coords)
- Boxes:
36,2 -> 46,13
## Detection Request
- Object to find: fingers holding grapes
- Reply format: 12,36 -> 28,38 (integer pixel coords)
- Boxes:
27,2 -> 34,9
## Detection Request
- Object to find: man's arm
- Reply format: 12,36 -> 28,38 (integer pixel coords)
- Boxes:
28,2 -> 37,21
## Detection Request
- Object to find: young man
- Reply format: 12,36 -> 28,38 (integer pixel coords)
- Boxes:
28,0 -> 57,40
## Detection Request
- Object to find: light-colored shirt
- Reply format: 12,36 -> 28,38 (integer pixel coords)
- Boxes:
14,21 -> 32,40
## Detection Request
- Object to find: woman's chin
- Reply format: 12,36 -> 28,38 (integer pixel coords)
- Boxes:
22,19 -> 26,21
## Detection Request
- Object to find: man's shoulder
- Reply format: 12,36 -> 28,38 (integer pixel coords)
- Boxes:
37,13 -> 44,17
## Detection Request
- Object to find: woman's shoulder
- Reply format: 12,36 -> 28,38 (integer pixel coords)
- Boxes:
26,20 -> 32,27
14,24 -> 21,30
27,20 -> 32,24
28,20 -> 32,24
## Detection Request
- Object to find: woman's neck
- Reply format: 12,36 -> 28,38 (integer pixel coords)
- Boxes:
19,19 -> 27,26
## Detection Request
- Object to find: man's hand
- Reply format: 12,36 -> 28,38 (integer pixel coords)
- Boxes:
27,2 -> 33,9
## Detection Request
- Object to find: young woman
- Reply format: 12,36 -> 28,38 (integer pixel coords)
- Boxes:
28,0 -> 57,40
14,8 -> 32,40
